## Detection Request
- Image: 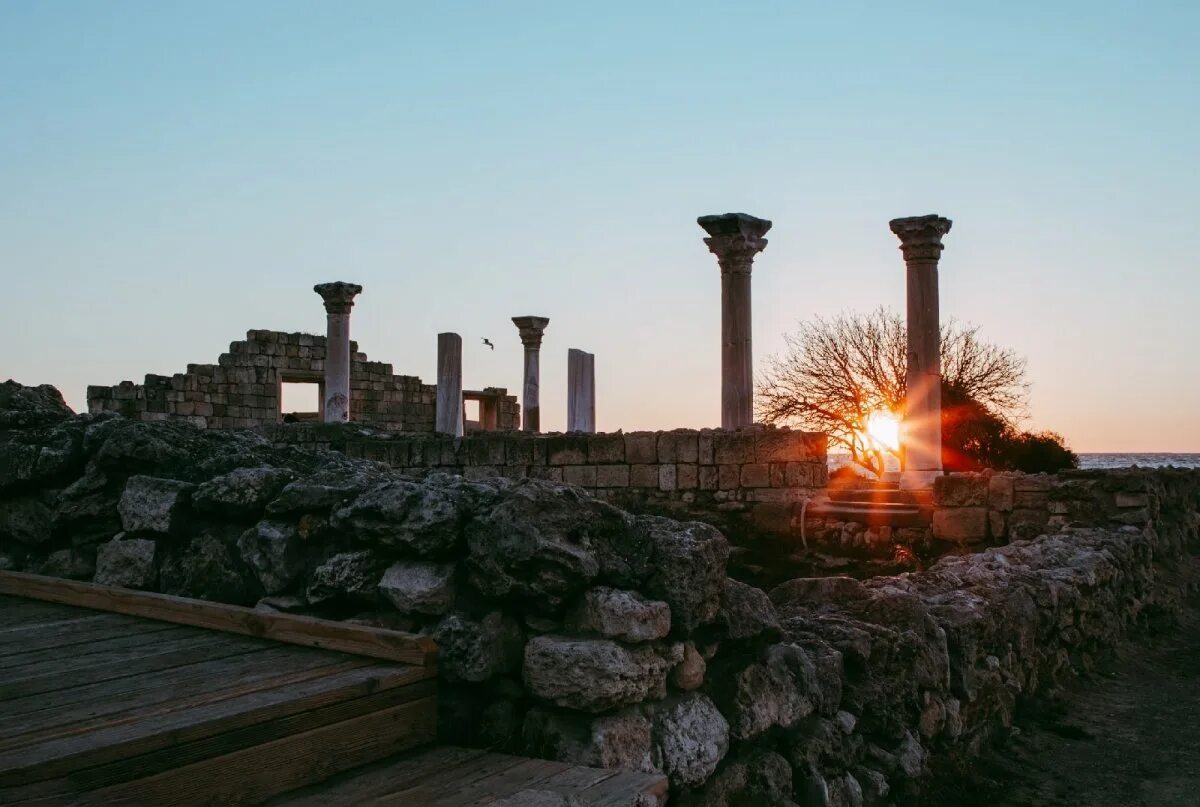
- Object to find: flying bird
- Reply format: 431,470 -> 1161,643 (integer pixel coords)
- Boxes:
482,338 -> 495,350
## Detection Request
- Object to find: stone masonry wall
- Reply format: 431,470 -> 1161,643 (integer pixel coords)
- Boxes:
2,390 -> 1199,805
258,423 -> 830,542
85,329 -> 519,432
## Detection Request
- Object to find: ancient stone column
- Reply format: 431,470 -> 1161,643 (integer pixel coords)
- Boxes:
890,214 -> 953,489
511,316 -> 550,432
436,332 -> 464,436
313,282 -> 362,423
698,213 -> 771,431
567,348 -> 595,433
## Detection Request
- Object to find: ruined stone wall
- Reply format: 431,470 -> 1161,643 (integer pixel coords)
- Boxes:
3,396 -> 1199,805
258,424 -> 829,538
85,329 -> 518,432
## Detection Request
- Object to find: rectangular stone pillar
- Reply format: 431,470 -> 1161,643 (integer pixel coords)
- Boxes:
567,349 -> 595,433
435,332 -> 464,436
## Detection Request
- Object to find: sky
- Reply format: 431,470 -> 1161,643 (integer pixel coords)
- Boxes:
2,1 -> 1197,452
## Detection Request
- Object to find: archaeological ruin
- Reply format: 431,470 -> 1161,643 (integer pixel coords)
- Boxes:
3,212 -> 1198,805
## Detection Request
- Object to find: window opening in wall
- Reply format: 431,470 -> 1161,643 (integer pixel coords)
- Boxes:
464,398 -> 481,432
281,381 -> 321,423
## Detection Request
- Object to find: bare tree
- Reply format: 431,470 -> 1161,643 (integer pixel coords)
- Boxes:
756,308 -> 1028,476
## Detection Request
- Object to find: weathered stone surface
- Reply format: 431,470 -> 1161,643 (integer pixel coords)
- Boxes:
568,586 -> 671,642
0,495 -> 53,545
524,636 -> 676,712
378,561 -> 456,615
670,641 -> 706,691
306,550 -> 379,603
0,380 -> 74,429
434,611 -> 524,683
160,531 -> 250,604
38,548 -> 95,580
237,520 -> 303,595
639,516 -> 729,633
931,507 -> 988,542
650,693 -> 730,787
52,465 -> 120,548
720,643 -> 818,739
523,707 -> 656,772
932,474 -> 987,507
94,535 -> 157,589
192,466 -> 296,518
333,477 -> 469,557
267,466 -> 388,515
118,475 -> 192,534
718,577 -> 780,640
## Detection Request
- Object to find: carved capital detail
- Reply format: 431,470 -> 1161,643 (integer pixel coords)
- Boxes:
314,281 -> 363,315
889,215 -> 952,263
512,316 -> 550,349
698,213 -> 771,274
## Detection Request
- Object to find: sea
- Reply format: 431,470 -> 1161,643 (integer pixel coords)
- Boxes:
828,453 -> 1200,471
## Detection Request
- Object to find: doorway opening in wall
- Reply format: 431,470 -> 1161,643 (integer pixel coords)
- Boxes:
280,380 -> 322,423
464,398 -> 481,432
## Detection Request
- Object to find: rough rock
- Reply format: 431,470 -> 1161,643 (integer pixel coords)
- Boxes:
567,586 -> 671,642
639,516 -> 729,633
670,641 -> 706,691
378,560 -> 456,615
118,475 -> 192,534
306,550 -> 380,604
333,478 -> 468,557
0,421 -> 84,492
0,495 -> 53,545
51,465 -> 120,548
38,548 -> 95,580
237,520 -> 303,595
433,611 -> 524,682
524,636 -> 677,712
720,643 -> 818,740
160,531 -> 250,604
523,707 -> 656,772
0,380 -> 74,429
192,466 -> 296,518
649,693 -> 730,788
94,535 -> 157,589
718,577 -> 781,641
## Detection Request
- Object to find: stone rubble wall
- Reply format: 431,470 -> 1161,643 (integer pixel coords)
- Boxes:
2,393 -> 1198,806
85,329 -> 519,432
258,424 -> 829,544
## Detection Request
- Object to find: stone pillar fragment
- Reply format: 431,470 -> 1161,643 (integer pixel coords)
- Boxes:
313,282 -> 362,423
567,348 -> 596,433
512,316 -> 550,432
889,214 -> 953,489
436,332 -> 464,436
698,213 -> 771,431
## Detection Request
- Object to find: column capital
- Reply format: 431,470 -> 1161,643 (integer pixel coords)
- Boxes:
889,215 -> 952,263
698,213 -> 771,273
512,316 -> 550,349
314,281 -> 363,314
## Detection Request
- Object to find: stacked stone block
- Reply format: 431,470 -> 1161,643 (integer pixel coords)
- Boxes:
86,329 -> 518,432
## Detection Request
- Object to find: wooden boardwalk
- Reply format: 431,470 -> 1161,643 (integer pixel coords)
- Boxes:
0,572 -> 668,805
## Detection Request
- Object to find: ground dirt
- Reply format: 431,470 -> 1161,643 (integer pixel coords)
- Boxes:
918,589 -> 1200,806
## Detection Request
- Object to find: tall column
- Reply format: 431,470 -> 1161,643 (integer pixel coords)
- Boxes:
567,348 -> 596,433
313,282 -> 362,423
436,332 -> 464,436
698,213 -> 771,431
890,214 -> 953,489
512,316 -> 550,432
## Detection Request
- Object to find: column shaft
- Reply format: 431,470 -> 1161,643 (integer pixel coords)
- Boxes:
436,332 -> 464,436
512,316 -> 550,433
567,349 -> 596,432
720,269 -> 753,431
313,282 -> 362,424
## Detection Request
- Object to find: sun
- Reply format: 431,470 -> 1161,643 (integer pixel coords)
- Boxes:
864,410 -> 901,453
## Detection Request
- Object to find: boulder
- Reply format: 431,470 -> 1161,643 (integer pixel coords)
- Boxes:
523,707 -> 657,773
160,531 -> 250,604
118,475 -> 192,534
720,643 -> 818,740
38,548 -> 95,580
306,550 -> 380,604
524,635 -> 677,713
0,421 -> 84,492
769,576 -> 870,611
649,693 -> 729,788
638,516 -> 729,633
0,494 -> 53,545
718,578 -> 780,641
333,479 -> 467,557
433,611 -> 524,683
0,381 -> 74,429
237,520 -> 303,595
51,465 -> 121,548
567,586 -> 671,642
267,466 -> 388,515
192,467 -> 296,518
94,535 -> 157,589
378,561 -> 456,615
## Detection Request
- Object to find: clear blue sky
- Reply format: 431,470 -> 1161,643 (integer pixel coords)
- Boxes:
2,1 -> 1197,451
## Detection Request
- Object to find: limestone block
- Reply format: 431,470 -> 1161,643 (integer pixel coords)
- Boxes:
754,430 -> 810,462
563,465 -> 598,487
119,476 -> 192,535
524,635 -> 677,712
1114,492 -> 1149,508
740,463 -> 770,488
378,560 -> 456,615
1013,474 -> 1053,492
568,586 -> 671,642
713,433 -> 755,464
1014,490 -> 1049,509
718,464 -> 740,491
698,432 -> 715,465
988,474 -> 1015,511
649,693 -> 730,787
989,509 -> 1007,540
931,507 -> 988,542
659,464 -> 678,492
698,466 -> 719,491
625,432 -> 658,464
769,463 -> 786,487
588,434 -> 625,463
785,462 -> 812,487
95,536 -> 158,590
658,431 -> 699,464
547,435 -> 588,466
677,464 -> 699,490
594,465 -> 630,488
630,464 -> 659,488
933,475 -> 988,507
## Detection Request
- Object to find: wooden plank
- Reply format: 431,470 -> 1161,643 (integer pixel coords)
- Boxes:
0,571 -> 437,667
1,675 -> 436,797
0,650 -> 369,748
0,613 -> 177,656
0,630 -> 264,701
379,753 -> 532,805
581,771 -> 670,805
0,599 -> 100,631
0,625 -> 197,673
66,696 -> 438,806
436,757 -> 574,805
270,746 -> 490,806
